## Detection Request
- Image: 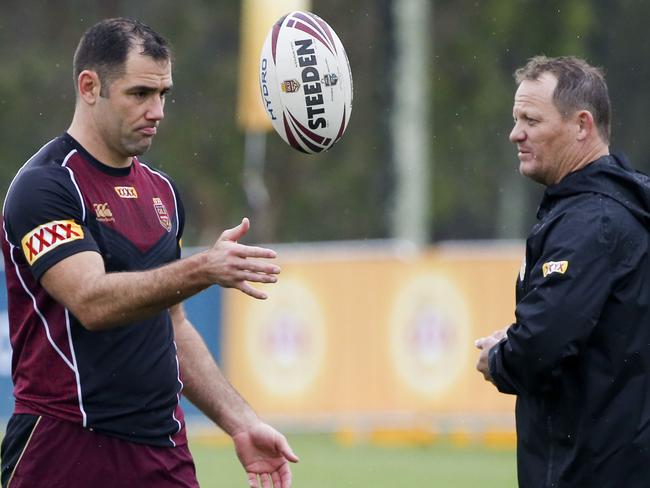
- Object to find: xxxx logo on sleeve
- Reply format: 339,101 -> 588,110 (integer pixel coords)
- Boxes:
542,260 -> 569,277
21,220 -> 84,265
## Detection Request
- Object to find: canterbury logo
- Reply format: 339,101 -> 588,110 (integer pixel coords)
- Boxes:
93,203 -> 114,222
542,260 -> 568,277
21,220 -> 84,265
114,186 -> 138,198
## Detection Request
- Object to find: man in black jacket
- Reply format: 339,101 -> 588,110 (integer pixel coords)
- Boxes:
476,55 -> 650,487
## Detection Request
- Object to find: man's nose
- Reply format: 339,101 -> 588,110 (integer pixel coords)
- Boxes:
509,122 -> 525,143
146,96 -> 165,121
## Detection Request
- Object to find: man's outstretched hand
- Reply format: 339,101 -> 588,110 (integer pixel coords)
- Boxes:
207,218 -> 281,300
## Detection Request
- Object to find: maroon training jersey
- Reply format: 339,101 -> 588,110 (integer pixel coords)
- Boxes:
1,133 -> 187,447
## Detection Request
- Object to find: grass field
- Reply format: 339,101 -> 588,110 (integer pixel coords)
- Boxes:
190,433 -> 517,487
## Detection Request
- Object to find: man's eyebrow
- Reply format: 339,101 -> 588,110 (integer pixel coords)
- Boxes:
126,84 -> 173,93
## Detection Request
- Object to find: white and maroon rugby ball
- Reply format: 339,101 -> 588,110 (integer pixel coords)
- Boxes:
259,11 -> 353,154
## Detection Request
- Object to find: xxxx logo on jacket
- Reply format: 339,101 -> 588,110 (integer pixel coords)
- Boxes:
152,197 -> 171,232
542,260 -> 568,277
21,220 -> 84,265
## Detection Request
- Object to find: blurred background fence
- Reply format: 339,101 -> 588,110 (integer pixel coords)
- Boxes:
0,240 -> 520,442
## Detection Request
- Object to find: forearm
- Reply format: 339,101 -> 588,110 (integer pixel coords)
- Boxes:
173,308 -> 258,436
42,250 -> 212,330
91,254 -> 213,327
41,218 -> 280,331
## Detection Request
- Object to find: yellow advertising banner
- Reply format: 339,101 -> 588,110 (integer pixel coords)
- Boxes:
222,242 -> 523,427
237,0 -> 311,131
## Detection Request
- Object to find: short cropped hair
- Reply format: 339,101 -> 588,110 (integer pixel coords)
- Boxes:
515,55 -> 611,144
73,17 -> 172,97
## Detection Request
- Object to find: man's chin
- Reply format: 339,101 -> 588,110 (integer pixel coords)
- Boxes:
519,162 -> 547,185
126,140 -> 153,157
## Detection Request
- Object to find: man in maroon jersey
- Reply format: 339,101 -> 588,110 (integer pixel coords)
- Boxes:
0,17 -> 297,488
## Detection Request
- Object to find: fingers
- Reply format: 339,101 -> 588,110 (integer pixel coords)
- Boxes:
476,351 -> 490,381
211,244 -> 282,281
475,329 -> 507,350
278,439 -> 299,463
220,265 -> 279,300
229,266 -> 279,284
240,272 -> 279,285
261,473 -> 272,488
234,244 -> 277,260
278,461 -> 294,487
207,219 -> 288,301
270,470 -> 282,488
215,218 -> 276,258
234,258 -> 281,276
220,217 -> 251,243
248,466 -> 293,488
238,282 -> 270,300
492,328 -> 508,341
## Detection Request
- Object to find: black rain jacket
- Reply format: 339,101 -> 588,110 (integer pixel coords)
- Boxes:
489,154 -> 650,488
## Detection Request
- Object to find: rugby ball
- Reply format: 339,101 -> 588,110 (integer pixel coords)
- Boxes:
259,11 -> 353,154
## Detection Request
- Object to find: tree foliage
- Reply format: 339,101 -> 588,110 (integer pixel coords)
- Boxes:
0,1 -> 646,245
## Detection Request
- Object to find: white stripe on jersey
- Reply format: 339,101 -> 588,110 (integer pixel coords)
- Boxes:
2,143 -> 88,423
169,340 -> 185,447
61,150 -> 87,223
65,309 -> 88,426
2,223 -> 76,372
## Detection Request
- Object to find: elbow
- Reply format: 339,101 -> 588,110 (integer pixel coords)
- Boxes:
74,311 -> 111,331
72,306 -> 126,331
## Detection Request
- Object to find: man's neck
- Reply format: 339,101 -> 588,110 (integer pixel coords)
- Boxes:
67,115 -> 132,169
554,141 -> 609,185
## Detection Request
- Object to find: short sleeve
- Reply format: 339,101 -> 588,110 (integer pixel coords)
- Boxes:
4,166 -> 100,280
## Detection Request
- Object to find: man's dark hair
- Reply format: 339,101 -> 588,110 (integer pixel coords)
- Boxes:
515,55 -> 611,144
73,17 -> 172,97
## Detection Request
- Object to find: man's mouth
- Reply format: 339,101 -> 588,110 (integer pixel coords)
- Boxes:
139,126 -> 157,136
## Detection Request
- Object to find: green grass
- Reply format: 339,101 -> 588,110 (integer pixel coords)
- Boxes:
190,434 -> 517,487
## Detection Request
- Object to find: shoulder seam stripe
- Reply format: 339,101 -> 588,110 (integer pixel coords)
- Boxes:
61,150 -> 87,223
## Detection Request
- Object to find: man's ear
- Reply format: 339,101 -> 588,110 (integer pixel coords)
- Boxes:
77,70 -> 102,105
576,110 -> 595,141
